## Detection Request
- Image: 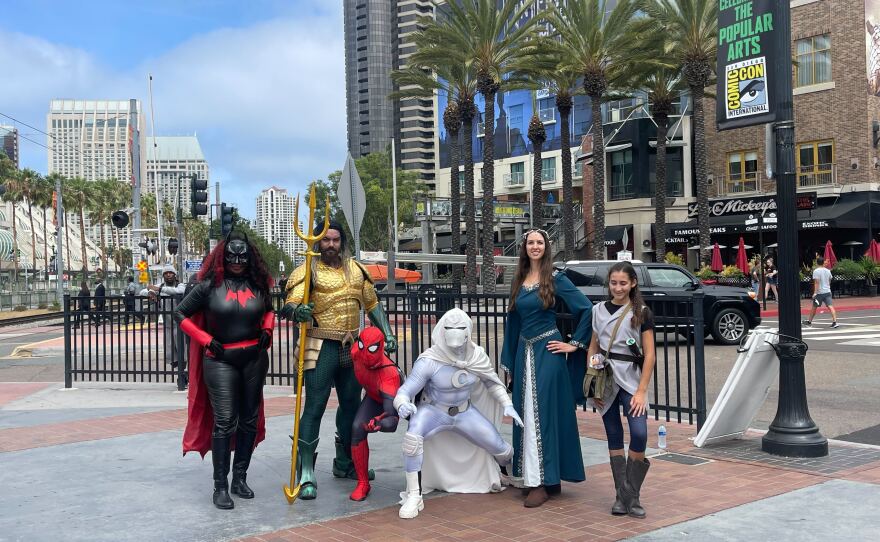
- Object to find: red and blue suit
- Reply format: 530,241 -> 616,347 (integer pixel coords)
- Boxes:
349,326 -> 402,501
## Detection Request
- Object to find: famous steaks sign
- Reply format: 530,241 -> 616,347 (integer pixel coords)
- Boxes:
716,0 -> 779,130
687,193 -> 817,219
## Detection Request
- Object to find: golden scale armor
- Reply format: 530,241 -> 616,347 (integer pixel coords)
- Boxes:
285,259 -> 379,370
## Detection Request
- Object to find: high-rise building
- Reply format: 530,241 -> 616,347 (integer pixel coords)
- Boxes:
255,187 -> 306,262
46,99 -> 146,254
145,136 -> 210,223
344,0 -> 437,189
0,125 -> 19,167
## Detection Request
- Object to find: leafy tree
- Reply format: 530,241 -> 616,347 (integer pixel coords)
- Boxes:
641,0 -> 717,260
549,0 -> 639,258
310,150 -> 425,253
229,213 -> 293,279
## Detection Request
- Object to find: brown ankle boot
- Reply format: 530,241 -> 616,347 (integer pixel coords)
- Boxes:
524,486 -> 549,508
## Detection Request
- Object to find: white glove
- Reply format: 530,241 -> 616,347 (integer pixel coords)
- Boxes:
504,405 -> 523,427
398,402 -> 418,419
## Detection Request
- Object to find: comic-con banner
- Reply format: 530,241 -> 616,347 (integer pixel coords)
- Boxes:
867,1 -> 880,95
716,0 -> 779,131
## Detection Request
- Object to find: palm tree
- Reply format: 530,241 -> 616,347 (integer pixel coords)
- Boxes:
528,108 -> 546,225
394,27 -> 479,292
641,0 -> 717,261
17,169 -> 44,278
549,0 -> 638,259
427,0 -> 542,292
88,179 -> 117,274
66,177 -> 92,275
1,169 -> 25,282
33,174 -> 56,282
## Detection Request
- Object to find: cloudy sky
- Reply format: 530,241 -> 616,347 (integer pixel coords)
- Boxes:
0,0 -> 346,219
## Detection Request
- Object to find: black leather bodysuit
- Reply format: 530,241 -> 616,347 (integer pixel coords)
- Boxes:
175,277 -> 271,438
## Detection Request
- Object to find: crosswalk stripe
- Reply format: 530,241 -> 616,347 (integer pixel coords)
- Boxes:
801,326 -> 880,336
809,333 -> 880,341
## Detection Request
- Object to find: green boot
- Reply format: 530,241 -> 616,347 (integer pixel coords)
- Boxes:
296,438 -> 319,500
332,433 -> 374,481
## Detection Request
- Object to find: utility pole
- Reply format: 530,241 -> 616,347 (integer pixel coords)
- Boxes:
130,98 -> 143,272
761,2 -> 827,457
54,177 -> 65,303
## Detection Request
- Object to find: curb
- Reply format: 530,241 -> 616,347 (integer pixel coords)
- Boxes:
761,303 -> 880,318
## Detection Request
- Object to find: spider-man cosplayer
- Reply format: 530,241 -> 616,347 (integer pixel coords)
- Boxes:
175,231 -> 276,510
348,326 -> 402,501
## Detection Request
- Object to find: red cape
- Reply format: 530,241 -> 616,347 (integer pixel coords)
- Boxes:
181,312 -> 267,457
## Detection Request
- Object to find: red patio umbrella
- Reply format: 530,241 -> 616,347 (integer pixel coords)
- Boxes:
867,239 -> 880,262
735,237 -> 750,274
711,242 -> 724,272
823,240 -> 838,268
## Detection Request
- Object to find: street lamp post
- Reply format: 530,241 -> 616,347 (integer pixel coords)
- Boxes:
761,3 -> 828,457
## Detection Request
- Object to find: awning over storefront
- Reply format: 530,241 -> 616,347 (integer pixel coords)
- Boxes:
666,196 -> 875,238
604,225 -> 631,246
0,229 -> 13,260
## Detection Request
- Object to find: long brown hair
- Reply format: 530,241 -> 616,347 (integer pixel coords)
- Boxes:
606,262 -> 646,329
509,229 -> 555,312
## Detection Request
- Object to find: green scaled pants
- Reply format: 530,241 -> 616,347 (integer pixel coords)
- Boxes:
298,339 -> 363,476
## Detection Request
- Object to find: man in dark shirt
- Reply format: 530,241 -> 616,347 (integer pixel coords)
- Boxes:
92,279 -> 107,325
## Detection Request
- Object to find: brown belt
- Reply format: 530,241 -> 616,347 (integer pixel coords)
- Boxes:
306,328 -> 358,344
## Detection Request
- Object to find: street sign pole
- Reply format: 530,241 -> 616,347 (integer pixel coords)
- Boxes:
761,2 -> 827,458
338,153 -> 366,262
54,177 -> 65,303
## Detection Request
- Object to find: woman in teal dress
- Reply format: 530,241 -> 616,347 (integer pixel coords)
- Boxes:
501,228 -> 593,508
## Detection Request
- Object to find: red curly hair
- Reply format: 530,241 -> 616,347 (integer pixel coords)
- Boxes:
197,232 -> 274,310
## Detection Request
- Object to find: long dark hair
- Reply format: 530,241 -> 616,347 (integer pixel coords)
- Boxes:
509,229 -> 555,312
197,231 -> 274,310
606,262 -> 646,329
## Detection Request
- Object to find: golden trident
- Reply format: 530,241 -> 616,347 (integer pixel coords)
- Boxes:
283,185 -> 330,504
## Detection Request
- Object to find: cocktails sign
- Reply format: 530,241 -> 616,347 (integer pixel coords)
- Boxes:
716,0 -> 778,130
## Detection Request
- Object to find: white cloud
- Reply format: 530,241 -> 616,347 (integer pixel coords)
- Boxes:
0,4 -> 347,218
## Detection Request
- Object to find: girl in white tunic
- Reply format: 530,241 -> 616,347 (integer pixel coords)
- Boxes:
586,262 -> 656,519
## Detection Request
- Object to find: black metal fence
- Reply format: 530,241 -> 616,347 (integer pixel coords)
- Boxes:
64,290 -> 706,428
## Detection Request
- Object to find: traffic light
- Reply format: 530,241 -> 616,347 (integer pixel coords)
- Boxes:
190,175 -> 208,217
167,237 -> 179,256
111,210 -> 130,228
220,203 -> 235,237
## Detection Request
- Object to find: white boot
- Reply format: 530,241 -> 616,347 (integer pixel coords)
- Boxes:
398,471 -> 424,519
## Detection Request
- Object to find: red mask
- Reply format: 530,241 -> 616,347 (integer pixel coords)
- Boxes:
351,326 -> 388,369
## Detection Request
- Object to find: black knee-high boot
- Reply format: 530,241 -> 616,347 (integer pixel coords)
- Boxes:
212,436 -> 234,509
231,431 -> 256,499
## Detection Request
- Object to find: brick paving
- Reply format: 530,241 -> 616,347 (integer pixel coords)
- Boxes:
3,382 -> 878,541
0,382 -> 53,407
0,392 -> 337,453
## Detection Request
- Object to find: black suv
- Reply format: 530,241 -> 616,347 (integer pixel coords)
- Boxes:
561,261 -> 761,345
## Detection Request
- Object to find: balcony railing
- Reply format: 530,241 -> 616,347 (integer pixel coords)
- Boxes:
715,171 -> 762,197
538,108 -> 555,123
504,171 -> 525,187
797,163 -> 835,188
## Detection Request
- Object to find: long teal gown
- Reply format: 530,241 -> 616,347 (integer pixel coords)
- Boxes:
501,271 -> 593,487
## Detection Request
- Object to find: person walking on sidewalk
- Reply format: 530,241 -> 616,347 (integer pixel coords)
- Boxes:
803,256 -> 839,328
175,230 -> 276,510
764,257 -> 779,302
587,261 -> 656,519
73,280 -> 90,329
501,228 -> 592,508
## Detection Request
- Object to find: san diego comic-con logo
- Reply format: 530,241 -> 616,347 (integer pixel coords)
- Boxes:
725,56 -> 769,119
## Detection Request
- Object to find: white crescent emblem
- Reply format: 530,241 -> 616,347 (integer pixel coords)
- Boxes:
451,369 -> 471,388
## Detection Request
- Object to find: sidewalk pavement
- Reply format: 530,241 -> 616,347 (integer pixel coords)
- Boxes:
1,382 -> 878,542
760,295 -> 880,317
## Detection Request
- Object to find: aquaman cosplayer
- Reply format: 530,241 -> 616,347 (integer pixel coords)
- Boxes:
280,221 -> 396,500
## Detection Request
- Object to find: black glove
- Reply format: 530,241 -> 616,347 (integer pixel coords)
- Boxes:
258,330 -> 272,351
279,302 -> 296,320
207,339 -> 225,358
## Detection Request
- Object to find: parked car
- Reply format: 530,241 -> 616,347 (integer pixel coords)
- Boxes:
560,260 -> 761,345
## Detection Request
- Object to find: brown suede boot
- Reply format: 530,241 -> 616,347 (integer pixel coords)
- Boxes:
524,486 -> 549,508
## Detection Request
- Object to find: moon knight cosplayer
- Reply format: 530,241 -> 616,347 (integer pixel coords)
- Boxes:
393,308 -> 523,519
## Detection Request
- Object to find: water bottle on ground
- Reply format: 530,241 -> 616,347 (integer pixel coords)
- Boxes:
658,425 -> 667,449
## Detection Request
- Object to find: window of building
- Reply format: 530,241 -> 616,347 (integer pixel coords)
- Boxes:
542,157 -> 556,183
797,140 -> 834,187
725,150 -> 759,193
648,148 -> 684,197
508,162 -> 525,186
796,34 -> 831,87
609,150 -> 633,200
